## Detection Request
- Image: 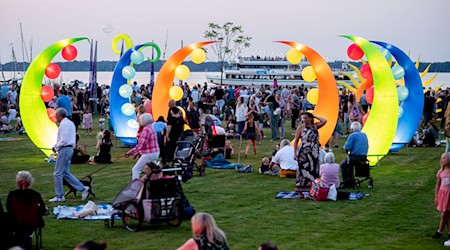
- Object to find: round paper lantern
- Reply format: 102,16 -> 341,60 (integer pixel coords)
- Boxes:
41,86 -> 54,102
45,63 -> 61,79
103,24 -> 113,35
144,101 -> 152,114
127,119 -> 139,129
347,44 -> 364,60
306,88 -> 319,105
175,65 -> 190,80
61,45 -> 78,61
360,63 -> 372,80
397,86 -> 409,101
119,84 -> 133,98
391,65 -> 405,80
302,66 -> 317,82
169,86 -> 183,101
379,47 -> 391,61
191,48 -> 206,64
398,106 -> 404,118
286,48 -> 303,64
47,108 -> 57,123
121,103 -> 135,116
366,86 -> 374,104
122,66 -> 136,80
177,106 -> 187,120
130,51 -> 145,65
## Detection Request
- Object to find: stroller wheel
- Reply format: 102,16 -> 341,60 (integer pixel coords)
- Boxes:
110,213 -> 115,228
368,179 -> 373,189
198,163 -> 206,176
167,199 -> 183,227
121,203 -> 141,232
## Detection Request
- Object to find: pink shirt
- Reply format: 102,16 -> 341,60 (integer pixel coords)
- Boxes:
127,125 -> 159,157
320,163 -> 340,188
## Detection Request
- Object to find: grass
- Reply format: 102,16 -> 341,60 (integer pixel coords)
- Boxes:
0,119 -> 446,250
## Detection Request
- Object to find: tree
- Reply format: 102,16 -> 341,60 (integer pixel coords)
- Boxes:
204,22 -> 252,84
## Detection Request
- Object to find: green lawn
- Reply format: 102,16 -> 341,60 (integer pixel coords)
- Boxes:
0,122 -> 446,250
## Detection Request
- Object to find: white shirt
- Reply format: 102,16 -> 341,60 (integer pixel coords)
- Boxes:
235,104 -> 247,122
8,108 -> 17,123
191,89 -> 199,103
272,145 -> 298,171
55,117 -> 76,151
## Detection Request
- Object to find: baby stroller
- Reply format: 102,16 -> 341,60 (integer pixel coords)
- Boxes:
110,165 -> 188,232
174,130 -> 205,177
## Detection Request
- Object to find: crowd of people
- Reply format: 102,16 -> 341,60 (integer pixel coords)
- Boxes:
2,78 -> 450,248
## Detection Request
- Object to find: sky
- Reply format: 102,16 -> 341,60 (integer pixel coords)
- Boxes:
1,0 -> 449,63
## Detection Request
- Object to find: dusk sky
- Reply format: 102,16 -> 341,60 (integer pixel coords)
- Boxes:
1,0 -> 449,63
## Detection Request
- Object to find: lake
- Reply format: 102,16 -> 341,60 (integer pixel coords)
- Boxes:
3,71 -> 450,89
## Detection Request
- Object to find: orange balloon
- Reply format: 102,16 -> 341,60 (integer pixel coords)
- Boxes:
152,42 -> 216,121
47,108 -> 57,123
277,41 -> 339,148
356,78 -> 373,102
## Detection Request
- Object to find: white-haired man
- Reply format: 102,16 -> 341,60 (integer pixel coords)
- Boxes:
126,113 -> 160,179
270,139 -> 298,178
340,121 -> 369,188
49,108 -> 90,202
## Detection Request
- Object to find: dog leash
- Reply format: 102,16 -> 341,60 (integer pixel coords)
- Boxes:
80,154 -> 126,179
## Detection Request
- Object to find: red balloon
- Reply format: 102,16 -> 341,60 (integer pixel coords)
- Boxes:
347,44 -> 364,60
144,101 -> 152,114
45,63 -> 61,79
41,86 -> 54,102
366,86 -> 374,104
362,111 -> 370,125
360,63 -> 372,80
61,45 -> 78,61
47,108 -> 57,123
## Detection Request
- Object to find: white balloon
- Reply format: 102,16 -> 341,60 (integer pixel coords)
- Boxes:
398,106 -> 404,118
103,24 -> 113,35
130,51 -> 145,65
127,119 -> 139,129
121,103 -> 135,116
119,84 -> 133,98
397,86 -> 409,101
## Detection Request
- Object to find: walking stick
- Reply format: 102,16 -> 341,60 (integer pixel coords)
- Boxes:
237,135 -> 243,164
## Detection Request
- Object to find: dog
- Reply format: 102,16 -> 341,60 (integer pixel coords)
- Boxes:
63,176 -> 96,199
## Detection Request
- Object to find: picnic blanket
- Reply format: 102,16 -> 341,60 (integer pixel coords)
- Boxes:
275,191 -> 368,200
205,154 -> 244,169
53,203 -> 118,220
0,137 -> 23,142
276,191 -> 310,199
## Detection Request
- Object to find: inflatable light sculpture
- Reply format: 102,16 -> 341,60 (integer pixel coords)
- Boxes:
371,41 -> 423,152
20,37 -> 88,156
276,41 -> 339,148
110,34 -> 160,146
342,36 -> 397,166
152,42 -> 216,121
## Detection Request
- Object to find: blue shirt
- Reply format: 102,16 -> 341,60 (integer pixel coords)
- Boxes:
56,95 -> 72,116
227,88 -> 235,100
344,131 -> 368,156
152,121 -> 167,134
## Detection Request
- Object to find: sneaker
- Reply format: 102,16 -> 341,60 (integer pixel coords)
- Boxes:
444,239 -> 450,247
49,196 -> 65,202
81,186 -> 90,200
432,231 -> 443,239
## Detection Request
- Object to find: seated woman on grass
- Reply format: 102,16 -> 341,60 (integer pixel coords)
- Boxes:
319,152 -> 340,188
71,134 -> 90,164
89,130 -> 113,164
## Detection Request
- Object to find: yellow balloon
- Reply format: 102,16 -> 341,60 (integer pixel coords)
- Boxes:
191,48 -> 206,64
184,124 -> 191,131
169,86 -> 183,101
302,66 -> 317,82
112,34 -> 133,55
177,106 -> 187,121
306,88 -> 319,105
175,65 -> 190,80
436,108 -> 443,113
286,48 -> 303,64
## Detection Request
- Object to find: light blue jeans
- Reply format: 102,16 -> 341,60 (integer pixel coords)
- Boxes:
446,138 -> 450,153
54,147 -> 84,198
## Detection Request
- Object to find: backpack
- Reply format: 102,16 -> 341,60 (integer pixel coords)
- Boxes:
309,178 -> 329,201
352,106 -> 360,117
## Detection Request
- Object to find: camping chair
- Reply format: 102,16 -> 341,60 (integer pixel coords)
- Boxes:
7,192 -> 46,250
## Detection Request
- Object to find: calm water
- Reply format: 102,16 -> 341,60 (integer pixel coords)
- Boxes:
3,71 -> 450,89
